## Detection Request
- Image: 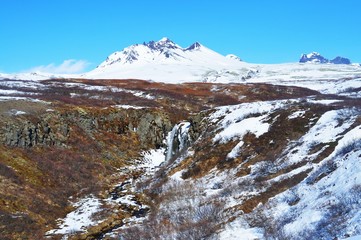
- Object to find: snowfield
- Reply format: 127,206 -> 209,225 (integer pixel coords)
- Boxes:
82,38 -> 361,96
1,38 -> 361,97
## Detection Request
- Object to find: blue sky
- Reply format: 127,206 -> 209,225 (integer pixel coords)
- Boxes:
1,0 -> 360,73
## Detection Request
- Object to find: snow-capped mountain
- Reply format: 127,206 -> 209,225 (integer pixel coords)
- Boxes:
95,37 -> 242,68
96,37 -> 183,67
299,52 -> 329,63
300,52 -> 352,64
84,40 -> 361,85
84,37 -> 250,82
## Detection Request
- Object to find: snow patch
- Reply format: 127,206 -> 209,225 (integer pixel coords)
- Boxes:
214,115 -> 269,143
141,148 -> 166,169
114,105 -> 147,109
211,101 -> 290,144
46,196 -> 102,235
307,99 -> 343,105
170,171 -> 184,181
9,109 -> 26,115
219,218 -> 263,240
288,110 -> 306,119
227,141 -> 244,159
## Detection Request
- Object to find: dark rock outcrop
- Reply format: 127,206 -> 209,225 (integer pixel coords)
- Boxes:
330,56 -> 351,64
2,116 -> 69,148
1,108 -> 172,149
137,112 -> 172,148
186,42 -> 201,51
188,112 -> 209,142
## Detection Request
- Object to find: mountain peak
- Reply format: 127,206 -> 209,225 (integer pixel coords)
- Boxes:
186,42 -> 202,51
145,37 -> 180,50
299,52 -> 328,63
307,52 -> 321,57
158,37 -> 173,43
93,38 -> 245,75
300,52 -> 352,64
330,56 -> 351,65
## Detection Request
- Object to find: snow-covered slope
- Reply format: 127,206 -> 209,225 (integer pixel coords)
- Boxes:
247,63 -> 361,95
100,97 -> 361,240
0,72 -> 74,81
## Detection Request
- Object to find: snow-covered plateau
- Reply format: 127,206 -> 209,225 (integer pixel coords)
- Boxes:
83,38 -> 361,96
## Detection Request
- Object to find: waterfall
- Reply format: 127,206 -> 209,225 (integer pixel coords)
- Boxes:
165,122 -> 191,162
166,125 -> 179,161
178,122 -> 190,150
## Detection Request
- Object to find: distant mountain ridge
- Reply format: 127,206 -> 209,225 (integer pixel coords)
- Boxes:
1,38 -> 360,82
300,52 -> 352,64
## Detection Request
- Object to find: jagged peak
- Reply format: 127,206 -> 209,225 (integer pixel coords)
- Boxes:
300,52 -> 328,63
95,38 -> 240,70
306,52 -> 321,58
145,37 -> 180,50
185,42 -> 202,51
158,37 -> 173,44
300,52 -> 352,64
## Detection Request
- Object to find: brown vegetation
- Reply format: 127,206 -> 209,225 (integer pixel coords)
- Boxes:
0,78 -> 334,238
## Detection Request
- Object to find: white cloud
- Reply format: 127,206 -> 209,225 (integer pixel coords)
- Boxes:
30,59 -> 90,74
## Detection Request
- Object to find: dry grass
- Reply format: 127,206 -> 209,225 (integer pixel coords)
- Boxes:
237,169 -> 312,214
